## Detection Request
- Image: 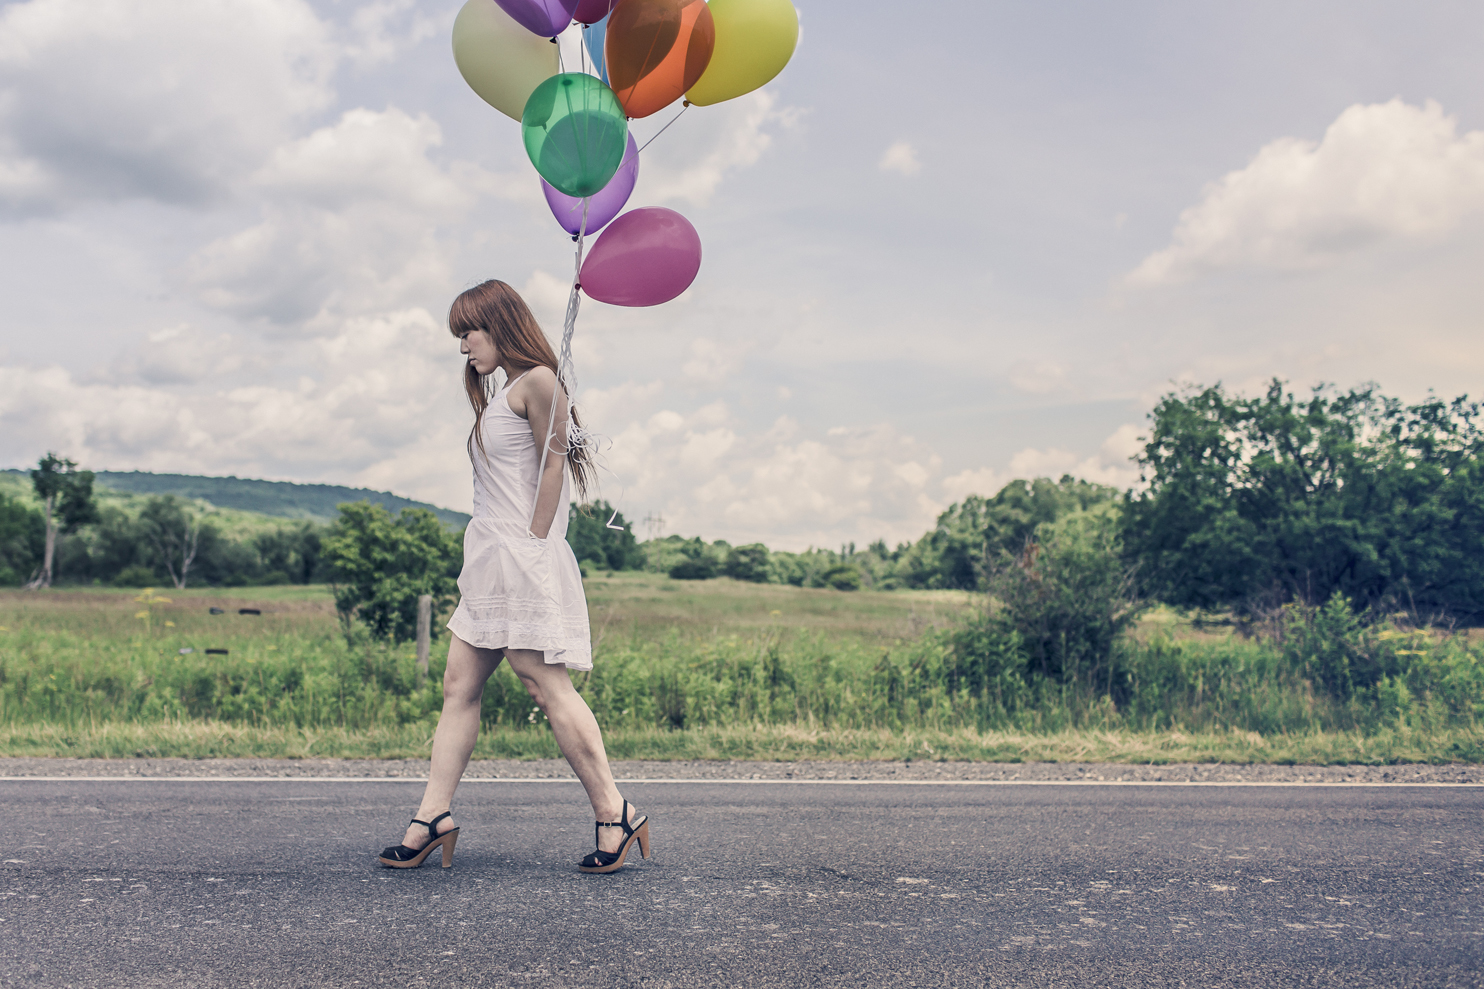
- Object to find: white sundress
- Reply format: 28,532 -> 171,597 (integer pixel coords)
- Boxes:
446,371 -> 592,670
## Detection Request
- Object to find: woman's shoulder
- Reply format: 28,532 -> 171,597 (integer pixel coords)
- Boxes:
515,364 -> 557,387
506,364 -> 560,416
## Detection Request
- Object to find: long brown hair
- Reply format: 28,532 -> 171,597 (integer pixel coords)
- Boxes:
449,279 -> 594,499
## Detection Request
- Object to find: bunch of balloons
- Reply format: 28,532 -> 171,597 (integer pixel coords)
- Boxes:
451,0 -> 799,308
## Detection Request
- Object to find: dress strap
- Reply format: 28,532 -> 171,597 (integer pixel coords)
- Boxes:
501,368 -> 534,394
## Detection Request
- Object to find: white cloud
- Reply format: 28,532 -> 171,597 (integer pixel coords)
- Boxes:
636,91 -> 803,207
118,324 -> 246,386
582,399 -> 947,549
341,0 -> 443,69
0,0 -> 335,212
1129,99 -> 1484,285
1008,360 -> 1068,395
520,269 -> 576,327
254,107 -> 476,212
878,140 -> 921,177
577,379 -> 664,433
0,308 -> 475,510
940,424 -> 1143,505
189,107 -> 517,325
680,337 -> 752,386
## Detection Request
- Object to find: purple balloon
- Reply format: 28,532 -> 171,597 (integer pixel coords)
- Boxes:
493,0 -> 580,37
579,207 -> 701,307
573,0 -> 617,24
542,133 -> 638,236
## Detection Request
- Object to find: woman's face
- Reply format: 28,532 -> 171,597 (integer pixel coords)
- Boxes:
459,329 -> 500,376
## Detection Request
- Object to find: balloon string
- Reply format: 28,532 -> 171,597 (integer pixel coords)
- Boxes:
623,104 -> 689,169
529,196 -> 592,535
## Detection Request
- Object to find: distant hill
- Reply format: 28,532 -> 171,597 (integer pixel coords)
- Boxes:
0,469 -> 471,528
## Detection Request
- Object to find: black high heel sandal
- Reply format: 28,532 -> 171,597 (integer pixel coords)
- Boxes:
379,810 -> 459,869
578,799 -> 650,874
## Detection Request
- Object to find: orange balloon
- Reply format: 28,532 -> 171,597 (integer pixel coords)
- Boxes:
605,0 -> 715,119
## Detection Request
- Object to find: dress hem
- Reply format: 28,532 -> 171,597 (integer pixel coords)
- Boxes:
446,615 -> 593,672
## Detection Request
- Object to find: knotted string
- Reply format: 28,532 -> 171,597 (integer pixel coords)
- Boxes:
525,41 -> 688,536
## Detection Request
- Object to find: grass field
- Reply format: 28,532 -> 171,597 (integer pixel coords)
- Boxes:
0,575 -> 1479,764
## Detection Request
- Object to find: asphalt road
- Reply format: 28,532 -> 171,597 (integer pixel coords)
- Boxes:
1,779 -> 1481,988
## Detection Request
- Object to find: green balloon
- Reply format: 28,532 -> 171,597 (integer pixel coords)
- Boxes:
521,74 -> 629,199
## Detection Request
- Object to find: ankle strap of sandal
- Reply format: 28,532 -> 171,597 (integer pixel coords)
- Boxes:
594,799 -> 633,833
410,810 -> 453,838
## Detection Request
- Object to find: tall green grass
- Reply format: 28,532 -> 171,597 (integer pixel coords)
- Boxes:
0,580 -> 1480,763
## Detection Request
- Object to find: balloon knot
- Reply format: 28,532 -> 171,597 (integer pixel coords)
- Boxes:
683,100 -> 691,107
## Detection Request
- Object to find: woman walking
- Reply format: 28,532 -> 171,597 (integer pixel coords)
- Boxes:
378,279 -> 648,874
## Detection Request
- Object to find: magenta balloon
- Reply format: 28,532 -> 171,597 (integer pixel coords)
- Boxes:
573,0 -> 617,24
493,0 -> 580,37
579,207 -> 701,307
542,133 -> 639,236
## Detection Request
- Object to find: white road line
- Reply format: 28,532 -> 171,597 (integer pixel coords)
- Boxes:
0,776 -> 1478,787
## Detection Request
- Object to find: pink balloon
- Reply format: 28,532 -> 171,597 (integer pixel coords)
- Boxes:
579,207 -> 701,307
573,0 -> 618,24
494,0 -> 580,37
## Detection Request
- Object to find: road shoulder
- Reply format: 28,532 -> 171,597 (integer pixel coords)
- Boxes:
0,756 -> 1476,783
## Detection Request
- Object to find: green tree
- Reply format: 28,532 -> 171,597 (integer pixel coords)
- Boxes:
26,453 -> 98,588
138,496 -> 206,589
820,564 -> 862,591
1123,381 -> 1484,619
566,501 -> 643,571
993,509 -> 1143,689
896,477 -> 1121,590
958,508 -> 1144,700
667,537 -> 719,580
252,523 -> 325,584
0,493 -> 45,586
324,502 -> 462,642
723,543 -> 770,582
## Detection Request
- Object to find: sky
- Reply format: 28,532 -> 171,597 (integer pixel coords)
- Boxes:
2,0 -> 1482,550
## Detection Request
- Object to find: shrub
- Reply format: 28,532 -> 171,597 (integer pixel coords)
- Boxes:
1276,591 -> 1408,701
978,508 -> 1145,698
111,564 -> 158,587
822,565 -> 862,591
323,502 -> 462,643
723,544 -> 770,582
669,557 -> 716,580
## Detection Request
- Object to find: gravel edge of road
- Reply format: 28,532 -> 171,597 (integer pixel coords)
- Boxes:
0,757 -> 1477,784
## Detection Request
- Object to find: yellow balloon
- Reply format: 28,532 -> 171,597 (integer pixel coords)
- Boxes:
684,0 -> 798,107
451,0 -> 559,122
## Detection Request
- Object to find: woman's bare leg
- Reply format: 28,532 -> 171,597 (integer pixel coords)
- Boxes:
401,634 -> 501,848
503,648 -> 633,852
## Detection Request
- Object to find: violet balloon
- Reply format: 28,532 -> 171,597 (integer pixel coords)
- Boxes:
573,0 -> 617,23
543,133 -> 638,236
494,0 -> 580,37
579,207 -> 702,307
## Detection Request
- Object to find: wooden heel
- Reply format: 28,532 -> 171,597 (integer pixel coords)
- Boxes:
635,819 -> 651,859
441,831 -> 458,868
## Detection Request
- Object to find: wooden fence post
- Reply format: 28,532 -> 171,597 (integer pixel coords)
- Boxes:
416,594 -> 432,685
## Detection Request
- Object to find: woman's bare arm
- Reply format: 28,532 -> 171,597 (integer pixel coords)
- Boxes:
512,366 -> 569,539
